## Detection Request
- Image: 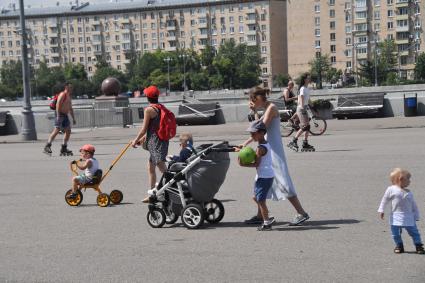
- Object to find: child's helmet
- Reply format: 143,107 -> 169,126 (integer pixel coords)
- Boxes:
80,144 -> 95,153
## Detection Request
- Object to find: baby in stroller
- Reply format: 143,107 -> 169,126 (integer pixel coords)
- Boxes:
146,141 -> 234,229
167,133 -> 195,163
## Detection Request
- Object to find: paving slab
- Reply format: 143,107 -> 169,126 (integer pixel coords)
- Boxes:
1,117 -> 425,282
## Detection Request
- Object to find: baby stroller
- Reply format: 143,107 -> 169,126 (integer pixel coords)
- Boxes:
146,141 -> 235,229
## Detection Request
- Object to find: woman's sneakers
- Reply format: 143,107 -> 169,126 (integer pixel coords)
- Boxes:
289,213 -> 310,226
245,215 -> 275,225
257,217 -> 276,231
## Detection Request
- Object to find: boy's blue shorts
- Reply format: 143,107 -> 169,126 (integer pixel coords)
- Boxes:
254,177 -> 274,201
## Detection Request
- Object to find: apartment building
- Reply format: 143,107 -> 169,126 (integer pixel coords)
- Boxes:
0,0 -> 287,87
287,0 -> 425,81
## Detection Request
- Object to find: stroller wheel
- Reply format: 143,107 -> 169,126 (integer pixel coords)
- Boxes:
147,208 -> 166,228
96,193 -> 110,207
181,203 -> 205,229
109,190 -> 123,204
205,199 -> 225,223
65,189 -> 83,206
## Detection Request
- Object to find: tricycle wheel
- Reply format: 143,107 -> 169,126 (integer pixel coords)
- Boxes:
205,199 -> 225,223
147,208 -> 166,228
65,189 -> 83,206
96,193 -> 110,207
109,190 -> 123,204
181,203 -> 205,229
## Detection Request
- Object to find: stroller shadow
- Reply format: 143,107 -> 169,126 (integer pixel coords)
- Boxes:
219,199 -> 237,203
316,149 -> 359,153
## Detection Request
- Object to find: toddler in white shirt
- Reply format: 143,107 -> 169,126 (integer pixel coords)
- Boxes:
378,168 -> 424,254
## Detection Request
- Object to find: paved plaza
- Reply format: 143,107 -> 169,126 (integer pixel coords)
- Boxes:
1,117 -> 425,282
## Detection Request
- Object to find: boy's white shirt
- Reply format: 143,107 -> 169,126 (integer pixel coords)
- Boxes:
378,185 -> 420,226
84,158 -> 99,179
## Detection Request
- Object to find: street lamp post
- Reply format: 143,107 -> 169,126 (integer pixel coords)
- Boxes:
164,57 -> 171,94
179,53 -> 188,95
374,31 -> 379,87
18,0 -> 37,140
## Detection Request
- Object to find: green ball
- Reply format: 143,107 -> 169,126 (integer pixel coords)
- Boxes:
238,146 -> 256,165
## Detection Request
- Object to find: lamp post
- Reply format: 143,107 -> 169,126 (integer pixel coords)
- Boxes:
179,53 -> 189,95
373,31 -> 379,87
18,0 -> 37,140
163,57 -> 171,94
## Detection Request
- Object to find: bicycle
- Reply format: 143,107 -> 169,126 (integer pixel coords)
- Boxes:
280,106 -> 327,137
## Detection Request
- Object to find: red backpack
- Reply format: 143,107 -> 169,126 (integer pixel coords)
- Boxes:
49,94 -> 59,110
152,104 -> 176,141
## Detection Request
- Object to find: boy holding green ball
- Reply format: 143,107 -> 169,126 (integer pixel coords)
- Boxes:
237,120 -> 275,231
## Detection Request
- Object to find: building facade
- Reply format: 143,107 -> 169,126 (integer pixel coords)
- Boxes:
287,0 -> 425,81
0,0 -> 287,87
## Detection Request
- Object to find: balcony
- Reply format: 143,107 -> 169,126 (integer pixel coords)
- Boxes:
50,51 -> 60,58
198,22 -> 208,29
166,25 -> 176,31
355,6 -> 367,12
395,38 -> 409,44
93,50 -> 103,55
357,52 -> 368,59
49,41 -> 59,47
396,25 -> 410,32
165,46 -> 177,51
50,62 -> 60,67
167,35 -> 177,41
247,40 -> 258,47
121,18 -> 130,24
91,30 -> 102,35
199,33 -> 208,39
395,1 -> 409,7
246,8 -> 256,14
246,29 -> 257,36
396,14 -> 409,20
92,20 -> 101,26
354,17 -> 368,24
246,17 -> 257,25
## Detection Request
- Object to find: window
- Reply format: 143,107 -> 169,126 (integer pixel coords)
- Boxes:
387,22 -> 393,29
330,10 -> 335,18
315,40 -> 321,48
387,0 -> 393,4
315,29 -> 321,37
331,45 -> 336,53
331,56 -> 336,63
314,4 -> 320,13
387,10 -> 394,17
329,0 -> 335,5
330,21 -> 336,30
374,11 -> 380,20
346,37 -> 352,45
330,33 -> 336,41
315,17 -> 320,26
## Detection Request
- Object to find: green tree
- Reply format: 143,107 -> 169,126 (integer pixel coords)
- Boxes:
309,54 -> 331,89
0,60 -> 23,99
273,73 -> 291,87
64,63 -> 88,81
414,53 -> 425,81
34,62 -> 65,97
326,67 -> 342,84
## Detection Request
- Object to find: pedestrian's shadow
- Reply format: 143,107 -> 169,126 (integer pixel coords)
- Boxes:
209,219 -> 361,231
273,219 -> 361,231
77,202 -> 134,208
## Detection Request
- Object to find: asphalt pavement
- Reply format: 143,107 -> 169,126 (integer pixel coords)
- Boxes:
1,117 -> 425,282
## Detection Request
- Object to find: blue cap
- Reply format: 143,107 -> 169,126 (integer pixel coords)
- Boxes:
246,120 -> 267,133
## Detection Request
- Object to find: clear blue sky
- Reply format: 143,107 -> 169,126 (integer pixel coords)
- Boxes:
4,0 -> 127,9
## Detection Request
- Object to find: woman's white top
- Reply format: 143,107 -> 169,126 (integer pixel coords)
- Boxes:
256,142 -> 274,179
298,86 -> 310,107
85,158 -> 99,179
377,185 -> 420,226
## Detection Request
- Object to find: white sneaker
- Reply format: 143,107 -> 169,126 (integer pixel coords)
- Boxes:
147,188 -> 157,196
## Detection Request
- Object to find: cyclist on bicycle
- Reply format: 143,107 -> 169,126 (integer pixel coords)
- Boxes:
281,81 -> 299,128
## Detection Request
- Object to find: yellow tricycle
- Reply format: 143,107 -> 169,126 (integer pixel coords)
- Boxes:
65,142 -> 131,207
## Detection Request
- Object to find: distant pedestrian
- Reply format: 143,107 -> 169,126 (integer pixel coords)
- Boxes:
287,73 -> 315,152
378,168 -> 424,254
281,80 -> 298,124
43,82 -> 76,156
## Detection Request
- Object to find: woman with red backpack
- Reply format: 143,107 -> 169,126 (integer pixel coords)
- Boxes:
131,85 -> 176,203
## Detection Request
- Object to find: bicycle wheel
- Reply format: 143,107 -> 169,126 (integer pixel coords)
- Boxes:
280,121 -> 294,137
309,116 -> 327,136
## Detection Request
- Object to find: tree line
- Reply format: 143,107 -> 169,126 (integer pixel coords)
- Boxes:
0,40 -> 263,100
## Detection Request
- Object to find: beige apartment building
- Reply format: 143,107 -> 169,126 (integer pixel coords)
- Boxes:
0,0 -> 287,88
287,0 -> 425,81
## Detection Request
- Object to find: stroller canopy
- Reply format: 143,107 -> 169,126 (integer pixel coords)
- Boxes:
186,147 -> 230,202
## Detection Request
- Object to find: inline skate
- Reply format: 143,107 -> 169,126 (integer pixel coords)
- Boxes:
301,140 -> 315,152
287,138 -> 299,152
60,144 -> 73,156
43,143 -> 52,156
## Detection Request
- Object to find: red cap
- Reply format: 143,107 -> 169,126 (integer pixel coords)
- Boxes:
80,144 -> 95,153
144,86 -> 160,98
